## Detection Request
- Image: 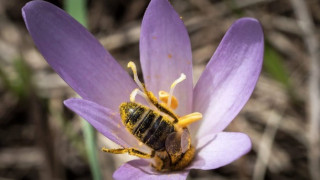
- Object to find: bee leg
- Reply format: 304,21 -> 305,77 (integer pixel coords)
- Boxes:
152,155 -> 164,171
102,147 -> 155,159
152,151 -> 171,171
128,61 -> 180,122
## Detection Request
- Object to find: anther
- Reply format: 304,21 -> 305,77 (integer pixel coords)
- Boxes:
159,91 -> 178,109
177,112 -> 202,127
168,73 -> 186,108
130,88 -> 142,102
127,61 -> 180,122
130,88 -> 156,108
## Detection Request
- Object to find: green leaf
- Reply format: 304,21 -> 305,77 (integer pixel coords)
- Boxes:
263,45 -> 291,88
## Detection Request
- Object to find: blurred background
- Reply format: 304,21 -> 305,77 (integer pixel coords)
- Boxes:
0,0 -> 319,179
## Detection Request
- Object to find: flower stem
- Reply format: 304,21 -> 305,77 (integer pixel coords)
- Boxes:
81,120 -> 102,180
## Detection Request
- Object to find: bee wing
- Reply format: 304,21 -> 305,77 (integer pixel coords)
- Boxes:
180,128 -> 191,153
165,128 -> 191,156
165,132 -> 181,156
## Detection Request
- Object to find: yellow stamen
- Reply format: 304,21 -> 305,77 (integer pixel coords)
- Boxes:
168,73 -> 186,108
146,90 -> 179,123
130,88 -> 143,102
130,88 -> 159,109
177,112 -> 202,127
159,91 -> 178,110
128,61 -> 144,91
127,61 -> 180,122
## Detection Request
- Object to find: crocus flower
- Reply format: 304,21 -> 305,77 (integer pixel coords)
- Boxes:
22,0 -> 263,179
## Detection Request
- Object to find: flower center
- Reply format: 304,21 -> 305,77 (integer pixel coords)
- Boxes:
127,61 -> 202,128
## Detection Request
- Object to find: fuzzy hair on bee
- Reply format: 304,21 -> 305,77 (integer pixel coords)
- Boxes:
119,102 -> 194,171
101,61 -> 202,171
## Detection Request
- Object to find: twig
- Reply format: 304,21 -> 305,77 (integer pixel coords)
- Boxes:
290,0 -> 320,180
234,115 -> 290,173
232,0 -> 275,9
271,16 -> 302,35
99,24 -> 141,51
30,93 -> 64,180
0,147 -> 44,169
253,110 -> 283,180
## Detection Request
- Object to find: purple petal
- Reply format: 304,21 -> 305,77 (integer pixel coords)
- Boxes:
64,98 -> 141,148
191,18 -> 264,137
188,132 -> 251,170
22,1 -> 136,111
113,159 -> 189,180
140,0 -> 193,115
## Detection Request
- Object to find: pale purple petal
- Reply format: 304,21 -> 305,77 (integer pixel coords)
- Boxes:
113,159 -> 189,180
22,1 -> 136,111
64,98 -> 140,148
191,18 -> 264,137
140,0 -> 193,115
188,132 -> 251,170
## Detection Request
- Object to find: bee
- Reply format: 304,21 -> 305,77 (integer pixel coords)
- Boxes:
102,62 -> 202,171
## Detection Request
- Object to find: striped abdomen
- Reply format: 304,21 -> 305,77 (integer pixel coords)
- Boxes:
120,102 -> 175,151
